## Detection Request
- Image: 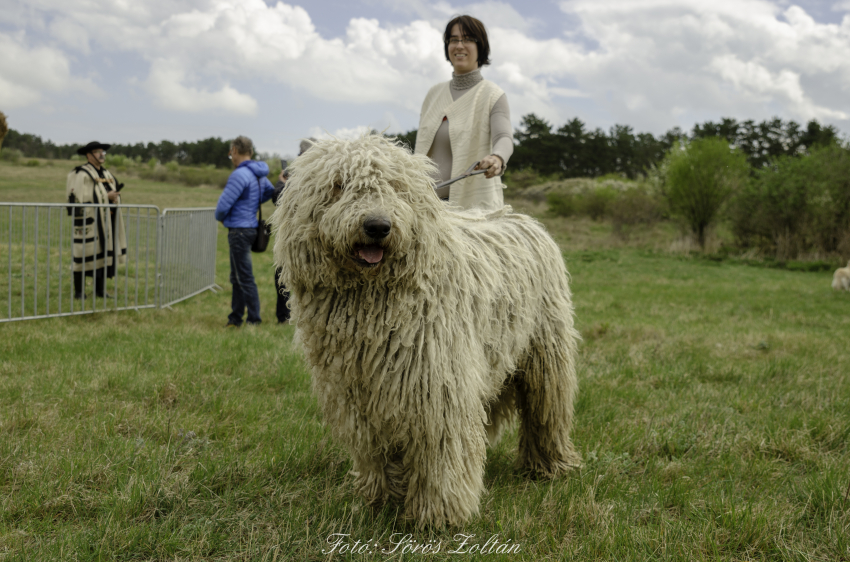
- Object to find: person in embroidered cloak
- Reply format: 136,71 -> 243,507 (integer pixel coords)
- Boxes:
65,141 -> 128,300
215,135 -> 275,327
414,15 -> 513,210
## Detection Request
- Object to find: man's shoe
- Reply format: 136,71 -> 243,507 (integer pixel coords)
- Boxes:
246,320 -> 262,326
225,321 -> 241,328
73,292 -> 85,300
95,292 -> 112,298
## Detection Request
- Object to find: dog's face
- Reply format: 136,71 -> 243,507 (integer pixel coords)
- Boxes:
271,135 -> 447,291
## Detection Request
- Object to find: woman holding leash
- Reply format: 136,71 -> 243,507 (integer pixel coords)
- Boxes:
414,15 -> 513,210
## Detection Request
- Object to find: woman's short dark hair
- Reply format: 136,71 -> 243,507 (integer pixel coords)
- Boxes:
443,15 -> 491,68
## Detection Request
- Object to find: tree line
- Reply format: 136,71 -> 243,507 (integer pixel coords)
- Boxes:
4,114 -> 840,177
511,114 -> 840,178
2,130 -> 234,168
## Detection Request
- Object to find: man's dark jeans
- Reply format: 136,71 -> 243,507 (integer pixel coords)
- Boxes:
228,228 -> 261,325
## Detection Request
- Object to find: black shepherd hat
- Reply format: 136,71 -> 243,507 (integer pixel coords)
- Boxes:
76,141 -> 111,155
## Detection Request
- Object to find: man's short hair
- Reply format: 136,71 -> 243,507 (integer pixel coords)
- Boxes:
443,15 -> 491,68
231,135 -> 254,156
299,137 -> 316,155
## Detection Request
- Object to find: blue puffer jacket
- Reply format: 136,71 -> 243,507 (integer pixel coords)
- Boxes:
215,160 -> 275,228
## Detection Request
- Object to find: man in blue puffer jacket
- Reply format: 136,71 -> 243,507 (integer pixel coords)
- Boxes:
215,135 -> 275,327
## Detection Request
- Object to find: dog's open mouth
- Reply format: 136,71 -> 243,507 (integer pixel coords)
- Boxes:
351,244 -> 385,267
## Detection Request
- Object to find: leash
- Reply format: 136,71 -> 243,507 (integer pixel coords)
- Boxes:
433,161 -> 488,190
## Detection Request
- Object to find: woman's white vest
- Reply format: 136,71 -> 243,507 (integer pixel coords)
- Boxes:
415,79 -> 505,210
65,163 -> 127,273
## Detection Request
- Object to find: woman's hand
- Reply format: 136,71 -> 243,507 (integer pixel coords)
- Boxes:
278,170 -> 287,184
475,154 -> 504,178
107,191 -> 119,203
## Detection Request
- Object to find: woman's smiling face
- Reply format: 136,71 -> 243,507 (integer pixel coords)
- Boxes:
447,23 -> 478,74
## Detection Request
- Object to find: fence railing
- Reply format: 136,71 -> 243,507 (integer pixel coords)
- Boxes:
158,208 -> 219,308
0,203 -> 219,323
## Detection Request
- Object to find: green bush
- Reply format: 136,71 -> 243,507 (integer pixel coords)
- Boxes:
24,159 -> 40,167
0,148 -> 22,163
180,167 -> 229,188
576,186 -> 618,220
138,165 -> 171,183
105,154 -> 130,168
504,168 -> 550,189
731,144 -> 850,258
547,191 -> 576,217
663,137 -> 750,248
610,187 -> 665,236
137,163 -> 230,188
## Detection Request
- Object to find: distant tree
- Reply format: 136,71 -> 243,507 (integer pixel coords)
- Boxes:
732,144 -> 850,257
0,111 -> 7,151
395,129 -> 417,152
664,137 -> 750,248
512,114 -> 566,176
512,114 -> 687,180
799,119 -> 839,151
691,117 -> 840,169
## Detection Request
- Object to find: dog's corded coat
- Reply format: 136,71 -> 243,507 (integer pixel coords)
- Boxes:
271,134 -> 581,528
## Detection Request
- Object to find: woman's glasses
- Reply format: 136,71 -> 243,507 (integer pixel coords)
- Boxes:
446,37 -> 476,45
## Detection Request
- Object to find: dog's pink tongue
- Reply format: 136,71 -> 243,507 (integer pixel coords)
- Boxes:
358,246 -> 384,264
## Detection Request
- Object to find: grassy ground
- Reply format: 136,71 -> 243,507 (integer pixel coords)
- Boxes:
1,161 -> 849,560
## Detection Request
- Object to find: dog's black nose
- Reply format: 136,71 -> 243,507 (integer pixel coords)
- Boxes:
363,218 -> 392,239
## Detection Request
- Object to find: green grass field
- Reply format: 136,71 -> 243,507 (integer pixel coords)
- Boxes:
1,160 -> 849,561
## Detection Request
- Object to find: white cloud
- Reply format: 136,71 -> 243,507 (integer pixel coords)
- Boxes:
4,0 -> 850,138
368,0 -> 538,33
308,125 -> 375,140
48,18 -> 91,54
553,0 -> 850,131
0,32 -> 99,108
144,59 -> 258,115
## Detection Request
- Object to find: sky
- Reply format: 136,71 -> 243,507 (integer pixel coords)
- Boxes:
2,0 -> 850,157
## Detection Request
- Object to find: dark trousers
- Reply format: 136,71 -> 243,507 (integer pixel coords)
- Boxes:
275,267 -> 290,323
74,268 -> 106,296
228,228 -> 261,325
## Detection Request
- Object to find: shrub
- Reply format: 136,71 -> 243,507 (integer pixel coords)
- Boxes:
180,167 -> 229,188
105,154 -> 130,168
663,137 -> 750,249
731,144 -> 850,258
0,148 -> 22,163
610,187 -> 665,237
138,163 -> 230,188
138,164 -> 171,183
504,168 -> 548,189
547,191 -> 576,217
577,186 -> 618,220
24,159 -> 40,167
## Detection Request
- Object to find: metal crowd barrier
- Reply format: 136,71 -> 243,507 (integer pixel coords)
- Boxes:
0,203 -> 219,323
158,208 -> 219,309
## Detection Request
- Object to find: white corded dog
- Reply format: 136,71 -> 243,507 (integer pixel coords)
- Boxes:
271,134 -> 581,528
832,260 -> 850,291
